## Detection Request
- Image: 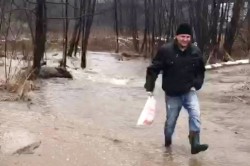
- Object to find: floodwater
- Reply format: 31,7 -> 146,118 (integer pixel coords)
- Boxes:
0,51 -> 250,166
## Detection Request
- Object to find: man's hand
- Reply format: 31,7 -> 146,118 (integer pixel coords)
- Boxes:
147,92 -> 153,97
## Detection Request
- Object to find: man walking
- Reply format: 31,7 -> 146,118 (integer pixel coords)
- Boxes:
144,23 -> 208,154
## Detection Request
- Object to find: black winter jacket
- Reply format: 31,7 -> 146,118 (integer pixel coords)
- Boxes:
144,41 -> 205,96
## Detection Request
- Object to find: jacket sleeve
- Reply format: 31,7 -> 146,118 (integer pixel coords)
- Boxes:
144,48 -> 165,92
194,49 -> 206,90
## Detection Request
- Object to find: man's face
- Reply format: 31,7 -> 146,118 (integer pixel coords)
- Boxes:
176,34 -> 191,48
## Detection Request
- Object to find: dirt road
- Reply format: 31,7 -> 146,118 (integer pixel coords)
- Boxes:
0,52 -> 250,166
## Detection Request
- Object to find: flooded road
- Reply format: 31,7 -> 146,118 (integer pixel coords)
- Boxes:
1,51 -> 250,166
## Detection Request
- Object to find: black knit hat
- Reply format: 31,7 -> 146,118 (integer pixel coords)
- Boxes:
176,23 -> 192,36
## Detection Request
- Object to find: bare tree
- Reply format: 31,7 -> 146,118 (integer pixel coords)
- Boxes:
74,0 -> 83,57
140,0 -> 150,56
150,0 -> 156,57
4,0 -> 13,82
23,0 -> 35,43
167,0 -> 175,40
189,0 -> 209,53
218,2 -> 228,44
130,0 -> 139,52
81,0 -> 96,68
224,0 -> 244,55
68,0 -> 80,57
117,0 -> 123,34
33,0 -> 47,76
247,0 -> 250,52
114,0 -> 119,53
62,0 -> 69,67
210,0 -> 221,46
0,0 -> 7,36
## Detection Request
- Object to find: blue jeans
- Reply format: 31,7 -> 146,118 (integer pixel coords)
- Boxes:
164,90 -> 201,140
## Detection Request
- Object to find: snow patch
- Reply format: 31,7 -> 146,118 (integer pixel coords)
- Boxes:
205,59 -> 249,70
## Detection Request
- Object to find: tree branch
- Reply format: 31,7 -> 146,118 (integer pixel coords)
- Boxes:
5,8 -> 35,14
47,7 -> 114,20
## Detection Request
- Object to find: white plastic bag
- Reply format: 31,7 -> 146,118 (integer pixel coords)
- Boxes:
137,96 -> 157,126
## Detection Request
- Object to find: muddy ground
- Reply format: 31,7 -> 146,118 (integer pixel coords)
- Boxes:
0,53 -> 250,166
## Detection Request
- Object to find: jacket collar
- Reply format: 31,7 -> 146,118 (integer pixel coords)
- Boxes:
173,39 -> 192,55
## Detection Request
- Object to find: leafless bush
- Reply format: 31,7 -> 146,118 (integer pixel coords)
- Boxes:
0,14 -> 36,101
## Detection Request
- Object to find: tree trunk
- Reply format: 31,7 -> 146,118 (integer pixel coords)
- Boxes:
81,0 -> 87,69
23,0 -> 35,43
210,0 -> 220,45
151,0 -> 155,57
247,0 -> 250,52
167,0 -> 175,40
74,0 -> 84,57
62,0 -> 69,68
68,21 -> 80,57
67,0 -> 80,57
114,0 -> 119,53
33,0 -> 46,76
191,0 -> 209,53
130,0 -> 139,52
81,0 -> 96,69
224,0 -> 244,54
157,0 -> 164,38
140,0 -> 149,55
218,2 -> 227,44
117,0 -> 123,34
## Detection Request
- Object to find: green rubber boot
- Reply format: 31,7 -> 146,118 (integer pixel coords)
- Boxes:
189,132 -> 208,154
